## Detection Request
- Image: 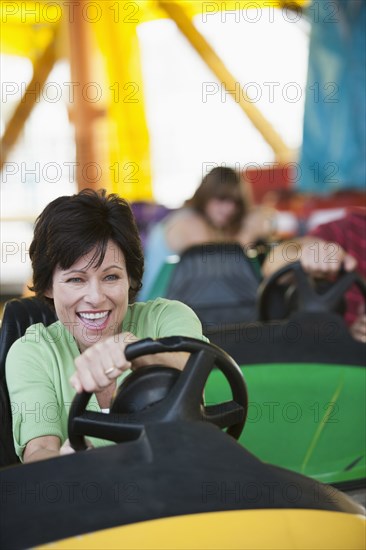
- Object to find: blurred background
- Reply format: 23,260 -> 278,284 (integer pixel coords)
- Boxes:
1,0 -> 365,301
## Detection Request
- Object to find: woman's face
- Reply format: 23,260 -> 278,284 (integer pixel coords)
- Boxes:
204,197 -> 238,229
46,240 -> 130,351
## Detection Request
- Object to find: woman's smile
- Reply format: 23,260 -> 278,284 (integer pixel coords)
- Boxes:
76,310 -> 111,331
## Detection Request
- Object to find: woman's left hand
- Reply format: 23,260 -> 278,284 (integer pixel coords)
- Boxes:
70,332 -> 137,393
60,438 -> 94,455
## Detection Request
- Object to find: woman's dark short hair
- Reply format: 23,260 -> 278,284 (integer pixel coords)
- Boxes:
186,166 -> 248,233
29,189 -> 144,305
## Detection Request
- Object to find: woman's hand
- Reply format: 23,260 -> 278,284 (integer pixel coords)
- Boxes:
70,332 -> 137,394
237,206 -> 277,245
59,438 -> 94,455
350,311 -> 366,343
262,237 -> 357,279
300,238 -> 357,279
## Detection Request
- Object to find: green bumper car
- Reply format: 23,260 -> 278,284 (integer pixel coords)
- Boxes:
205,262 -> 366,489
0,337 -> 364,550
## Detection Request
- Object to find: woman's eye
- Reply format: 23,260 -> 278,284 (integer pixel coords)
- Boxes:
105,274 -> 119,281
66,277 -> 83,283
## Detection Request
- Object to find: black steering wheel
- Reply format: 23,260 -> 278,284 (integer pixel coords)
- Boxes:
258,260 -> 366,322
68,336 -> 248,451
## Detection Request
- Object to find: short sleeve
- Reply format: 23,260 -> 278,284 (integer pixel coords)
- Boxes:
153,300 -> 209,342
6,336 -> 64,460
123,298 -> 209,342
309,219 -> 346,249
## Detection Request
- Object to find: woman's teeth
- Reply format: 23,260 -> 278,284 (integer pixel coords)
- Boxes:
79,312 -> 108,320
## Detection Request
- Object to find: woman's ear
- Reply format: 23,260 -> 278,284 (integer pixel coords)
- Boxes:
44,287 -> 53,299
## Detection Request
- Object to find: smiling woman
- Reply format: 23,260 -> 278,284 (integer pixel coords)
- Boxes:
5,189 -> 208,463
46,244 -> 131,353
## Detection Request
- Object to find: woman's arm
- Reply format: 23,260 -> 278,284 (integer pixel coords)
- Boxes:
23,435 -> 95,462
6,334 -> 67,463
262,236 -> 357,279
23,435 -> 61,463
70,332 -> 189,394
70,299 -> 207,394
165,210 -> 211,252
235,206 -> 277,246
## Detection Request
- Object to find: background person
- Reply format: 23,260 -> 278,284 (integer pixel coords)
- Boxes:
139,166 -> 277,301
262,208 -> 366,342
6,189 -> 208,463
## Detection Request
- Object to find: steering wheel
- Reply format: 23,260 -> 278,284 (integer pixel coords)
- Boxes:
258,260 -> 366,322
68,336 -> 248,451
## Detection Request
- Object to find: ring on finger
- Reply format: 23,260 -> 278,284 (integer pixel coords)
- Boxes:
104,367 -> 115,376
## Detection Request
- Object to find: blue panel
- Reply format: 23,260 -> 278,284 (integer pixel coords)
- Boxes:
298,0 -> 366,193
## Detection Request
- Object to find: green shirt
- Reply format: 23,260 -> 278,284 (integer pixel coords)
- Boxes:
6,298 -> 208,460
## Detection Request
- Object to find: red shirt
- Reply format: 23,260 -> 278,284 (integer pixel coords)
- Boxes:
309,211 -> 366,325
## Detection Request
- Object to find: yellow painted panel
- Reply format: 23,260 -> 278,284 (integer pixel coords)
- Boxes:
0,1 -> 60,57
0,1 -> 63,23
92,3 -> 152,199
37,509 -> 365,550
0,24 -> 55,59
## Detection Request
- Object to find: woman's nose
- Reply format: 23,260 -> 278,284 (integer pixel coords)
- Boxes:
85,281 -> 105,305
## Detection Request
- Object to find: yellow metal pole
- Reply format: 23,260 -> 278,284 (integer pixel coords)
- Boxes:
0,35 -> 57,171
158,0 -> 294,162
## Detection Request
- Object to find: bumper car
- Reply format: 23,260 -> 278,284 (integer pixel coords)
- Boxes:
0,336 -> 364,549
145,243 -> 262,327
205,262 -> 366,491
